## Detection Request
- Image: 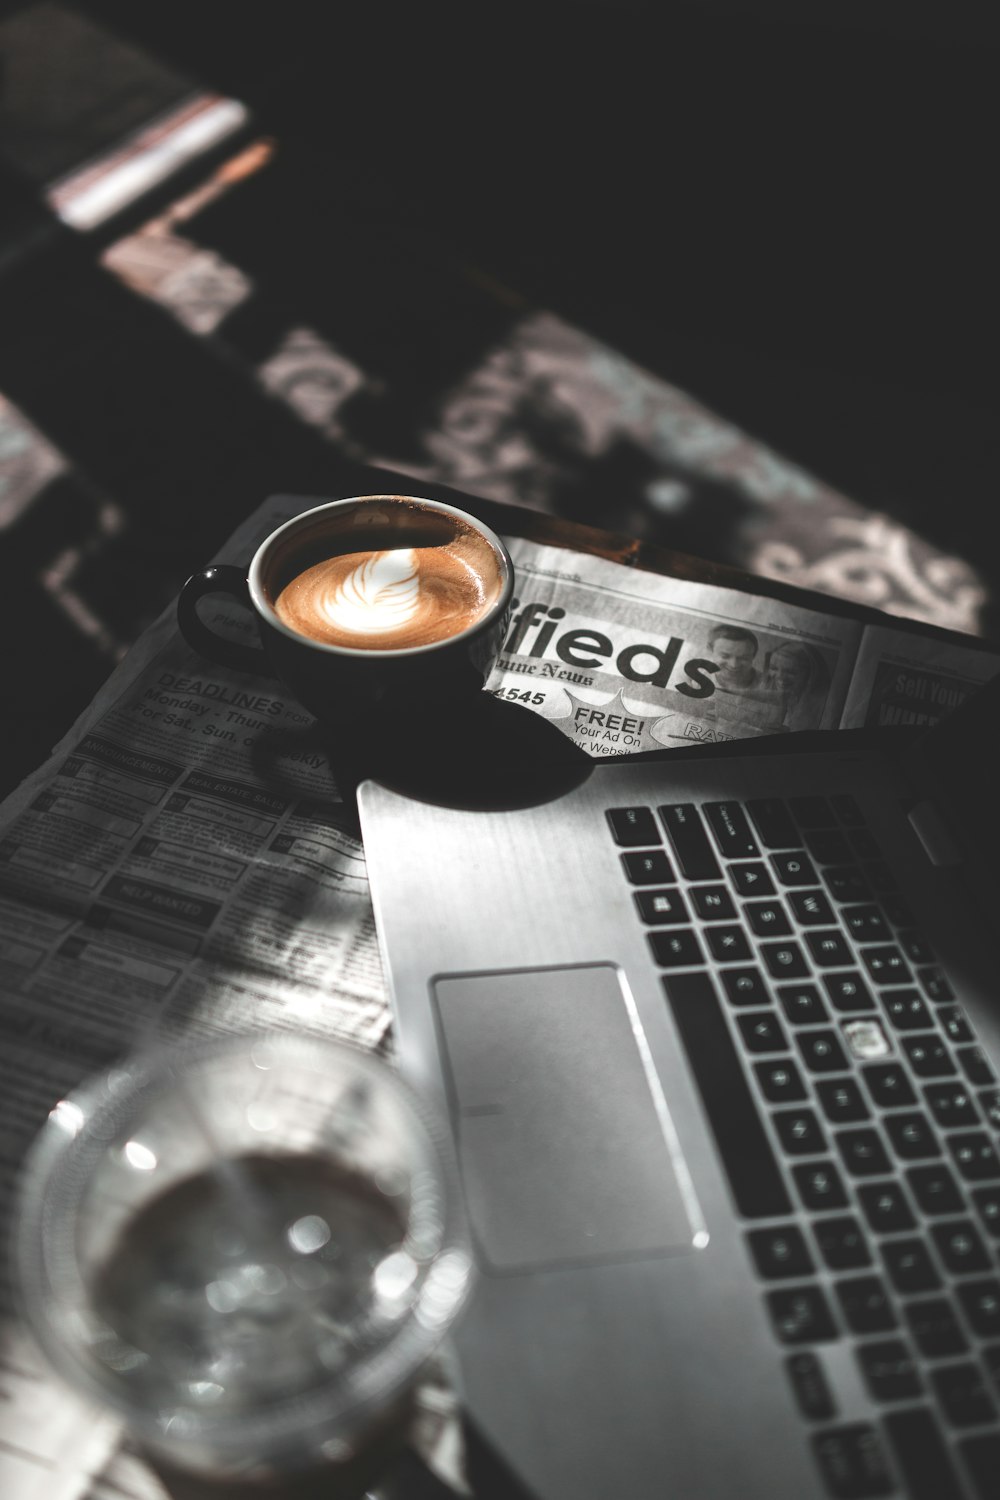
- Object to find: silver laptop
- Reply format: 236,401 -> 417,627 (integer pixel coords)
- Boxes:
357,679 -> 1000,1500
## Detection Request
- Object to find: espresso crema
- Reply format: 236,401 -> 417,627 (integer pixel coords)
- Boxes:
273,523 -> 502,650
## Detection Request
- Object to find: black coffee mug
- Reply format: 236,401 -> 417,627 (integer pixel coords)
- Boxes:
176,496 -> 515,721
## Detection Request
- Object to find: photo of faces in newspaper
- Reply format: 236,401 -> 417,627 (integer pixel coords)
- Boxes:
489,548 -> 847,754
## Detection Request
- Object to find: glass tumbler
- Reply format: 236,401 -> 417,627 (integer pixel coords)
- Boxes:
11,1030 -> 473,1495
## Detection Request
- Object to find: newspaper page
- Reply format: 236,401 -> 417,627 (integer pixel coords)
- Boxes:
840,622 -> 1000,730
1,493 -> 999,1499
491,540 -> 863,750
493,541 -> 1000,749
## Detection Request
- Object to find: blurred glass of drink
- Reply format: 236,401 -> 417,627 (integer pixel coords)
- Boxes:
11,1031 -> 473,1495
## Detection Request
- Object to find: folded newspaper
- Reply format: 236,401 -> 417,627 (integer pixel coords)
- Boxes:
1,493 -> 998,1499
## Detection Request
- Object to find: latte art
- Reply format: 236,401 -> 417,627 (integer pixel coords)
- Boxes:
274,537 -> 499,650
325,548 -> 422,635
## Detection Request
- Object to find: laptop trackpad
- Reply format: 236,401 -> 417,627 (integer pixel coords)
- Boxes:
433,964 -> 699,1272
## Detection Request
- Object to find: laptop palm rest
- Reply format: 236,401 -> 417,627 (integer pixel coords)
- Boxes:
432,963 -> 699,1272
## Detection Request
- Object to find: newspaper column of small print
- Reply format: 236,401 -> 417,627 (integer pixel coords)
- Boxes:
0,499 -> 391,1500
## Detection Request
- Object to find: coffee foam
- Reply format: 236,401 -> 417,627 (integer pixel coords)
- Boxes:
324,548 -> 422,636
274,534 -> 500,650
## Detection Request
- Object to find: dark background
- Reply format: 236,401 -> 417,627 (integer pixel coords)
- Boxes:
1,0 -> 998,796
10,0 -> 999,483
73,0 -> 998,393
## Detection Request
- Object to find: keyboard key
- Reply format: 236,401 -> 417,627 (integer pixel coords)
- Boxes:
931,1220 -> 991,1275
883,1408 -> 965,1500
857,1339 -> 922,1401
884,1112 -> 940,1161
938,1006 -> 973,1045
949,1133 -> 1000,1181
807,931 -> 854,968
779,985 -> 829,1026
622,849 -> 675,885
879,1239 -> 941,1294
858,1182 -> 916,1235
957,1279 -> 1000,1339
901,1036 -> 955,1078
863,860 -> 897,893
790,796 -> 837,828
883,992 -> 933,1031
634,889 -> 689,925
691,885 -> 736,920
806,829 -> 855,865
746,1225 -> 814,1279
863,1064 -> 917,1110
842,905 -> 891,942
772,851 -> 819,886
832,794 -> 864,826
755,1058 -> 808,1103
903,1300 -> 969,1358
706,925 -> 752,962
745,899 -> 792,937
793,1161 -> 849,1212
607,806 -> 659,845
924,1081 -> 979,1129
899,930 -> 934,963
972,1186 -> 1000,1238
785,1351 -> 836,1420
824,866 -> 871,903
746,798 -> 801,849
863,947 -> 912,986
704,801 -> 758,859
658,804 -> 720,880
774,1108 -> 827,1155
812,1424 -> 893,1498
648,928 -> 704,968
817,1078 -> 870,1124
789,888 -> 837,925
663,972 -> 791,1218
960,1432 -> 1000,1500
931,1363 -> 997,1428
918,967 -> 954,1004
881,896 -> 915,927
957,1046 -> 997,1087
767,1285 -> 838,1344
836,1276 -> 896,1334
836,1129 -> 892,1177
761,940 -> 810,979
850,829 -> 883,861
814,1216 -> 871,1270
722,968 -> 770,1006
738,1011 -> 790,1054
798,1030 -> 850,1073
978,1089 -> 1000,1130
823,973 -> 876,1013
984,1344 -> 1000,1392
729,862 -> 775,897
842,1019 -> 893,1063
907,1164 -> 964,1216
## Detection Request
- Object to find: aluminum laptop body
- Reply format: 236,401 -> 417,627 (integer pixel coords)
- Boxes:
357,681 -> 1000,1500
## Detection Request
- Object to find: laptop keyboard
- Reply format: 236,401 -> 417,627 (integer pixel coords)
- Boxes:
609,794 -> 1000,1500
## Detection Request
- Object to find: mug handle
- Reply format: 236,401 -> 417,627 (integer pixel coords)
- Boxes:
176,565 -> 271,674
